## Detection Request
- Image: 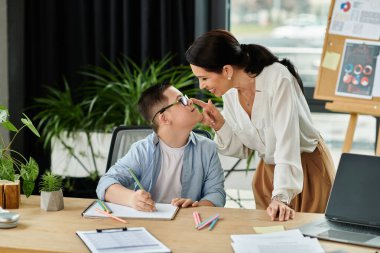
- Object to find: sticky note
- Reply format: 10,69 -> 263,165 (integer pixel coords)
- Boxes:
253,225 -> 285,234
321,51 -> 341,70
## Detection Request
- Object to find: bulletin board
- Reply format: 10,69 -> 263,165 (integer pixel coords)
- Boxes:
314,0 -> 380,115
313,0 -> 380,155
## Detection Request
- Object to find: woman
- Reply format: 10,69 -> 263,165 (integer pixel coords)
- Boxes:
186,30 -> 335,221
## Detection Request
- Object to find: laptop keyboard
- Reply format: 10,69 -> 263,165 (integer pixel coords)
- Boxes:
321,220 -> 380,236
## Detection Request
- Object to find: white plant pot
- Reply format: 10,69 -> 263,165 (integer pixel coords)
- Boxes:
40,189 -> 64,211
51,131 -> 111,177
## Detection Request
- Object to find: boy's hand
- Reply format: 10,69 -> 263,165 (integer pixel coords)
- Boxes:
171,198 -> 199,208
128,190 -> 156,212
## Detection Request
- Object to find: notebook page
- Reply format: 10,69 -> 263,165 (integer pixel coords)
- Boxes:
82,201 -> 178,220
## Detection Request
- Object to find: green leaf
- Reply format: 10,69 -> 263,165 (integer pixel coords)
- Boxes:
0,108 -> 7,123
1,121 -> 18,132
20,157 -> 39,182
0,156 -> 15,181
21,114 -> 40,137
39,171 -> 62,192
22,180 -> 35,198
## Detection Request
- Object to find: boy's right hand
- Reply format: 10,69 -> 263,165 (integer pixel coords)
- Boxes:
128,190 -> 156,212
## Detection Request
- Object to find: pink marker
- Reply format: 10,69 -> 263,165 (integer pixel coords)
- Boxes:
196,214 -> 220,230
193,212 -> 200,226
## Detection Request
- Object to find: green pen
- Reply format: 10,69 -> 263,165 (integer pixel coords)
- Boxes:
128,168 -> 145,191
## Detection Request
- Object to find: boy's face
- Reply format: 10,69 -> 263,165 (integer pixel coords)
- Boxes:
159,86 -> 203,130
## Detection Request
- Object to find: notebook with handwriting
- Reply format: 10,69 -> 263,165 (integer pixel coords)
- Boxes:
82,201 -> 179,220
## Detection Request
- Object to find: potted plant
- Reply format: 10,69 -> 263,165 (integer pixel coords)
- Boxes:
0,105 -> 40,208
39,171 -> 64,211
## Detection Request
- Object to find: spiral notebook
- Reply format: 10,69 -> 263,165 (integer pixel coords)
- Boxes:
82,201 -> 179,220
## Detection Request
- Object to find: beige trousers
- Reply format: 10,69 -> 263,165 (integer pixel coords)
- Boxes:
252,139 -> 335,213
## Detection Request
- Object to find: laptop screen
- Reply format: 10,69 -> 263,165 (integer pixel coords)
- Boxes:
325,153 -> 380,227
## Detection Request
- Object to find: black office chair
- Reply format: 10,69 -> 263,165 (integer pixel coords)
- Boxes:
105,126 -> 211,172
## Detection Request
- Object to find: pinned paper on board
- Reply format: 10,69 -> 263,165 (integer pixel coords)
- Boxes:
336,39 -> 380,99
322,51 -> 341,70
329,0 -> 380,40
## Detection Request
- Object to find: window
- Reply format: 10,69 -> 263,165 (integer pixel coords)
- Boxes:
230,0 -> 330,109
229,0 -> 378,160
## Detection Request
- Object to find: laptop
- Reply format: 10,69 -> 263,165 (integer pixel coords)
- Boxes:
300,153 -> 380,248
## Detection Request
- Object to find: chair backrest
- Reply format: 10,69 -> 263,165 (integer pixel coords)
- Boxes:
105,126 -> 211,172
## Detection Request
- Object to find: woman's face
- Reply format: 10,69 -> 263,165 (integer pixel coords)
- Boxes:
190,64 -> 232,97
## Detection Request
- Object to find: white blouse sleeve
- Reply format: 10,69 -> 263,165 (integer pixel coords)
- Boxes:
271,76 -> 304,200
214,103 -> 250,159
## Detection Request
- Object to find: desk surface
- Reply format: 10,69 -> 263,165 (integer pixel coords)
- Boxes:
1,196 -> 377,253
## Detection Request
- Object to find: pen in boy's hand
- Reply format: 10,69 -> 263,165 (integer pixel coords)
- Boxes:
128,168 -> 145,191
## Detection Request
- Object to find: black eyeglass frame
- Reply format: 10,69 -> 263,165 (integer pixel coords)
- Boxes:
151,95 -> 189,123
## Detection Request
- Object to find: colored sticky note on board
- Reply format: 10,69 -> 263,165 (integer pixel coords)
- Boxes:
321,51 -> 341,70
253,225 -> 285,234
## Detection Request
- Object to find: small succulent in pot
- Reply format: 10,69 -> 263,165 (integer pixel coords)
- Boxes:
39,171 -> 64,211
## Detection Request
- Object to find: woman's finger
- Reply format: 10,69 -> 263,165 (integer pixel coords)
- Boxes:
278,205 -> 286,221
290,209 -> 296,219
191,98 -> 208,108
202,112 -> 214,124
284,208 -> 291,221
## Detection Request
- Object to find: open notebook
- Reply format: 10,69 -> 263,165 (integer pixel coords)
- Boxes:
82,201 -> 179,220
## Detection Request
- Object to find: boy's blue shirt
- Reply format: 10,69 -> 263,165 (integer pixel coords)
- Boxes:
96,132 -> 226,207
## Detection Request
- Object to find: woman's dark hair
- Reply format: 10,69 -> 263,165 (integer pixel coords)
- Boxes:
185,30 -> 304,93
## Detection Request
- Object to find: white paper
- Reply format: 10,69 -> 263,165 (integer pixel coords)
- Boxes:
82,201 -> 178,220
329,0 -> 380,39
371,53 -> 380,97
335,39 -> 380,99
77,227 -> 171,253
231,229 -> 325,253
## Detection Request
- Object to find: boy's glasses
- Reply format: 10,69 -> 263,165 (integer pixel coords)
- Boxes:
151,95 -> 189,123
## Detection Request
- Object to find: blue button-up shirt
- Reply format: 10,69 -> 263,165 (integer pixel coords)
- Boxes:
97,132 -> 226,207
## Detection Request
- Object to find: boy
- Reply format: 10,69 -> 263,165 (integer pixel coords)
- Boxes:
96,82 -> 226,211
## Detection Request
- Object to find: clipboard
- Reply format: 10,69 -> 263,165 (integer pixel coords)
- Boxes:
76,227 -> 171,253
82,201 -> 179,220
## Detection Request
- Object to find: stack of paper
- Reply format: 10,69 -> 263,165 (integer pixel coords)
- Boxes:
231,229 -> 325,253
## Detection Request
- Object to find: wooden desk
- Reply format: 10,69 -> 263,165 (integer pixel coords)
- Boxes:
1,196 -> 377,253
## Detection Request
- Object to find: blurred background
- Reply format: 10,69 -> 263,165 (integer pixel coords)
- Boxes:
1,0 -> 378,205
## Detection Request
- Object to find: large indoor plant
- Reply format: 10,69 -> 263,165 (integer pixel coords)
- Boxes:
33,55 -> 199,197
0,106 -> 40,208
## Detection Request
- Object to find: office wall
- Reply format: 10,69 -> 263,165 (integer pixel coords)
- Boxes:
0,0 -> 9,143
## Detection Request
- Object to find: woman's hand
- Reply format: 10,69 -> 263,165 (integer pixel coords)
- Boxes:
192,98 -> 225,131
266,199 -> 295,221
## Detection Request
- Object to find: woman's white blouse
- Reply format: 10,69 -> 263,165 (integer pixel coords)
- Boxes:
215,62 -> 320,200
